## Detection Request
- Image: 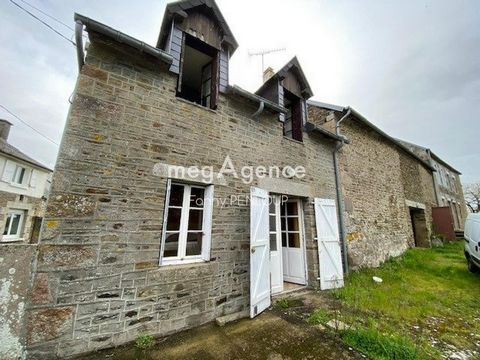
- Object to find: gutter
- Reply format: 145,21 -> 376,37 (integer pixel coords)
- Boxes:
333,107 -> 352,274
228,85 -> 287,115
75,20 -> 85,71
73,13 -> 173,69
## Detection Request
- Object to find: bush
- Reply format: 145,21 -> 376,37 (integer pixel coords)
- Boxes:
135,335 -> 156,350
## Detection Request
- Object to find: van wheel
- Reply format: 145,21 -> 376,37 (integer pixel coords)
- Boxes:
468,258 -> 479,273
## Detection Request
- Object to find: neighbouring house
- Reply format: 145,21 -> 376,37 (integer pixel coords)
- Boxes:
397,139 -> 467,233
27,1 -> 346,357
0,119 -> 52,243
0,118 -> 52,360
308,101 -> 438,269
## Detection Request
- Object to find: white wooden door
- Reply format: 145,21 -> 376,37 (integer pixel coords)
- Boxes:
281,199 -> 306,285
314,198 -> 344,290
250,187 -> 271,318
269,195 -> 283,294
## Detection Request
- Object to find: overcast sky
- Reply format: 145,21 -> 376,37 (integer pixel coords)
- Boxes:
1,0 -> 479,184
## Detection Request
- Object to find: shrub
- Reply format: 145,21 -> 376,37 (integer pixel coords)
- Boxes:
135,335 -> 156,350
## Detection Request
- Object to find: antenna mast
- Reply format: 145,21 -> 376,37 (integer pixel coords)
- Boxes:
248,47 -> 286,74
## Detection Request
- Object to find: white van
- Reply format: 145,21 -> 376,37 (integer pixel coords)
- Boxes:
464,213 -> 480,273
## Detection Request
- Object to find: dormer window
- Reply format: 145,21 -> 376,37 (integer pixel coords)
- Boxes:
177,34 -> 219,109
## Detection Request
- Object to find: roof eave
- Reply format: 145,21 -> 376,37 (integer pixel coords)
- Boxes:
75,13 -> 173,65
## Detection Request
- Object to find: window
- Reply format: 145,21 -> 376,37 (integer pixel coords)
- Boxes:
177,33 -> 219,109
283,89 -> 303,142
12,165 -> 27,185
2,209 -> 25,241
280,200 -> 302,248
161,181 -> 214,265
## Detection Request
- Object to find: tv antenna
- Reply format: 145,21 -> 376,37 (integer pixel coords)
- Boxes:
248,47 -> 286,73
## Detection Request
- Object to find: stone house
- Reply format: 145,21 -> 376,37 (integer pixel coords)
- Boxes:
0,119 -> 52,243
0,119 -> 52,360
308,101 -> 438,269
397,139 -> 466,231
26,1 -> 347,357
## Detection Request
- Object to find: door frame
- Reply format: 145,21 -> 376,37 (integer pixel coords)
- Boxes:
278,197 -> 308,286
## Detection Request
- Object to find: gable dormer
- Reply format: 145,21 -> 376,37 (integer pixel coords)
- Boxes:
256,57 -> 313,142
157,0 -> 238,110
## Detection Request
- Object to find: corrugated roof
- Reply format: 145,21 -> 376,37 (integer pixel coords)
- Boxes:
307,101 -> 436,172
0,138 -> 52,171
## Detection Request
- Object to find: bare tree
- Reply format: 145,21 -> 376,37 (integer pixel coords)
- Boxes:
464,183 -> 480,213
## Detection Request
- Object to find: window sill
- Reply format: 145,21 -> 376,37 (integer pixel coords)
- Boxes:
160,258 -> 211,268
1,238 -> 25,243
9,182 -> 28,190
175,97 -> 218,114
283,136 -> 305,145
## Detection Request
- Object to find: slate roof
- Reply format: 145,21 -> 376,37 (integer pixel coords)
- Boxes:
0,138 -> 51,172
256,57 -> 314,99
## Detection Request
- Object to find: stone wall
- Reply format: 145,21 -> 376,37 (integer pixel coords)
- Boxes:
308,106 -> 436,269
27,34 -> 338,358
0,244 -> 36,360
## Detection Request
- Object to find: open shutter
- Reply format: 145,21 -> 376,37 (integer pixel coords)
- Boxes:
202,185 -> 214,261
2,160 -> 16,182
250,187 -> 271,318
292,99 -> 303,142
159,179 -> 172,265
314,198 -> 344,290
29,169 -> 38,188
176,32 -> 186,93
210,52 -> 219,110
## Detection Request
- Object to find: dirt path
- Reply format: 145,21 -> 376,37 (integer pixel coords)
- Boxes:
76,292 -> 363,360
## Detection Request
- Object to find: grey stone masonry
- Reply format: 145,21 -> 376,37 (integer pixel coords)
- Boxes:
27,33 -> 339,358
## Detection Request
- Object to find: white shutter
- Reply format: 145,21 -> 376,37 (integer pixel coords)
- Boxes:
202,185 -> 214,261
314,198 -> 344,290
2,160 -> 16,182
159,179 -> 172,265
29,169 -> 38,188
250,187 -> 271,318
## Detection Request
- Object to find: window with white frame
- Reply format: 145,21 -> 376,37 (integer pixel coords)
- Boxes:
12,165 -> 27,185
2,209 -> 25,241
160,181 -> 214,265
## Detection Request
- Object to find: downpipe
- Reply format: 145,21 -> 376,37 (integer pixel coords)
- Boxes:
333,107 -> 351,274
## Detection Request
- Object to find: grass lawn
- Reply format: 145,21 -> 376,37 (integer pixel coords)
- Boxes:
309,241 -> 480,359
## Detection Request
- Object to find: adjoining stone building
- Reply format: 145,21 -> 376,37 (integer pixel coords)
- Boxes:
397,139 -> 467,232
308,101 -> 438,269
26,1 -> 347,357
0,119 -> 52,360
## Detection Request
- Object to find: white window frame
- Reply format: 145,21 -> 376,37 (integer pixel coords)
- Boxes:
11,165 -> 30,187
160,180 -> 214,265
2,209 -> 25,241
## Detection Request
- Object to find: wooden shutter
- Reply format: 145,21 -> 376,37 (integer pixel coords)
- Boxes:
29,169 -> 38,188
219,49 -> 229,93
176,33 -> 186,93
201,185 -> 214,261
292,98 -> 303,142
210,51 -> 220,110
2,160 -> 16,182
159,179 -> 172,265
314,198 -> 344,290
250,187 -> 271,318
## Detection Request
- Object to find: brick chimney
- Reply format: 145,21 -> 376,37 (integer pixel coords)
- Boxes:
263,67 -> 275,83
0,119 -> 12,141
